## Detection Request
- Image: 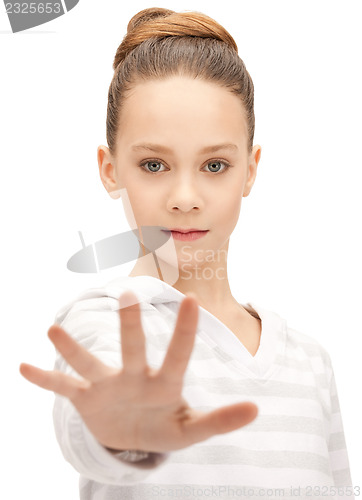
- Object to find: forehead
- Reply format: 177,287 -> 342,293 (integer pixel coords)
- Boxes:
117,76 -> 247,146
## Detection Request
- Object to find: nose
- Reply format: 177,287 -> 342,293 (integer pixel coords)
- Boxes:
166,174 -> 205,212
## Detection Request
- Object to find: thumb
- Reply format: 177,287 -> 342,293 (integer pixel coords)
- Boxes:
182,402 -> 258,446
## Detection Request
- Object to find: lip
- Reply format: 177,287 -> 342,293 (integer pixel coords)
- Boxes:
162,228 -> 209,242
162,228 -> 208,233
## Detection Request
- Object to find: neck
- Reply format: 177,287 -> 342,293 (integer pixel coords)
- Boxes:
128,239 -> 241,312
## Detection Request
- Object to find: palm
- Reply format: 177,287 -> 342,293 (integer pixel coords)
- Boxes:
19,290 -> 258,453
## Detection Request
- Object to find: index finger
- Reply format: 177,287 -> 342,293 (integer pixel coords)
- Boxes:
157,295 -> 199,384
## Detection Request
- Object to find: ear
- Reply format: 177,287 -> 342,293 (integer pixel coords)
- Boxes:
97,145 -> 119,198
243,145 -> 262,197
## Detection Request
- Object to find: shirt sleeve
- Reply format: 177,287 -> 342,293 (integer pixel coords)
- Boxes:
327,363 -> 354,493
51,293 -> 172,485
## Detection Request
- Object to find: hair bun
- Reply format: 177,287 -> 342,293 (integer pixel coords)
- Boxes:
126,7 -> 175,33
113,8 -> 238,71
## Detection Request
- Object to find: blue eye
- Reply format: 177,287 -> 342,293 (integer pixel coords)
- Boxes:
139,159 -> 232,175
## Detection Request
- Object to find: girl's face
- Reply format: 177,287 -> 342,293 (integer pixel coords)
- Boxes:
98,76 -> 261,273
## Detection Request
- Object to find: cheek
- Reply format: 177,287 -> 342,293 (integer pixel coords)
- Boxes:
125,183 -> 159,224
215,189 -> 242,228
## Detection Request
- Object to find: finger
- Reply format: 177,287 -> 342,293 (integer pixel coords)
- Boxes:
47,325 -> 114,383
181,402 -> 258,446
118,291 -> 147,375
158,295 -> 199,384
19,362 -> 89,401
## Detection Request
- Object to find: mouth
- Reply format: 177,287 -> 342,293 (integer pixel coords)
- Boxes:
161,228 -> 209,241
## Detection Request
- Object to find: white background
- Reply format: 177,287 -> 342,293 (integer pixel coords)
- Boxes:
1,0 -> 361,498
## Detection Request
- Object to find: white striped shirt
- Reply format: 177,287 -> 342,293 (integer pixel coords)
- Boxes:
52,275 -> 354,499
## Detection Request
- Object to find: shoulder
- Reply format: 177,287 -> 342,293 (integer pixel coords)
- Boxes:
52,278 -> 171,344
54,276 -> 156,325
53,286 -> 119,327
285,323 -> 333,379
286,324 -> 330,357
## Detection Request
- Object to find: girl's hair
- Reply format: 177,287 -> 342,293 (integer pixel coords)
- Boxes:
107,7 -> 255,157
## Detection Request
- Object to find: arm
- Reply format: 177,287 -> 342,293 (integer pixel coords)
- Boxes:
327,364 -> 354,492
20,290 -> 257,486
52,295 -> 170,485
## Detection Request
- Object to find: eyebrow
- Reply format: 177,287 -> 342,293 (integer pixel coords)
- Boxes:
131,142 -> 238,154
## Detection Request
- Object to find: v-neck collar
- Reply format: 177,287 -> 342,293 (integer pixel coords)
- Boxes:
103,274 -> 287,379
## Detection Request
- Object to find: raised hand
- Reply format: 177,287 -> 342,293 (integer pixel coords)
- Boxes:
19,291 -> 258,453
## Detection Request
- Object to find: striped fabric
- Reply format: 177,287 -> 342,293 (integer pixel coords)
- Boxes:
52,275 -> 354,500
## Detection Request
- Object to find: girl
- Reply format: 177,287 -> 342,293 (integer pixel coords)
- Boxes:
19,7 -> 354,500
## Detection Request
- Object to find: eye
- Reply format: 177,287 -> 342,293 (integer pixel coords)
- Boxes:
138,158 -> 232,174
139,160 -> 167,173
203,159 -> 231,174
